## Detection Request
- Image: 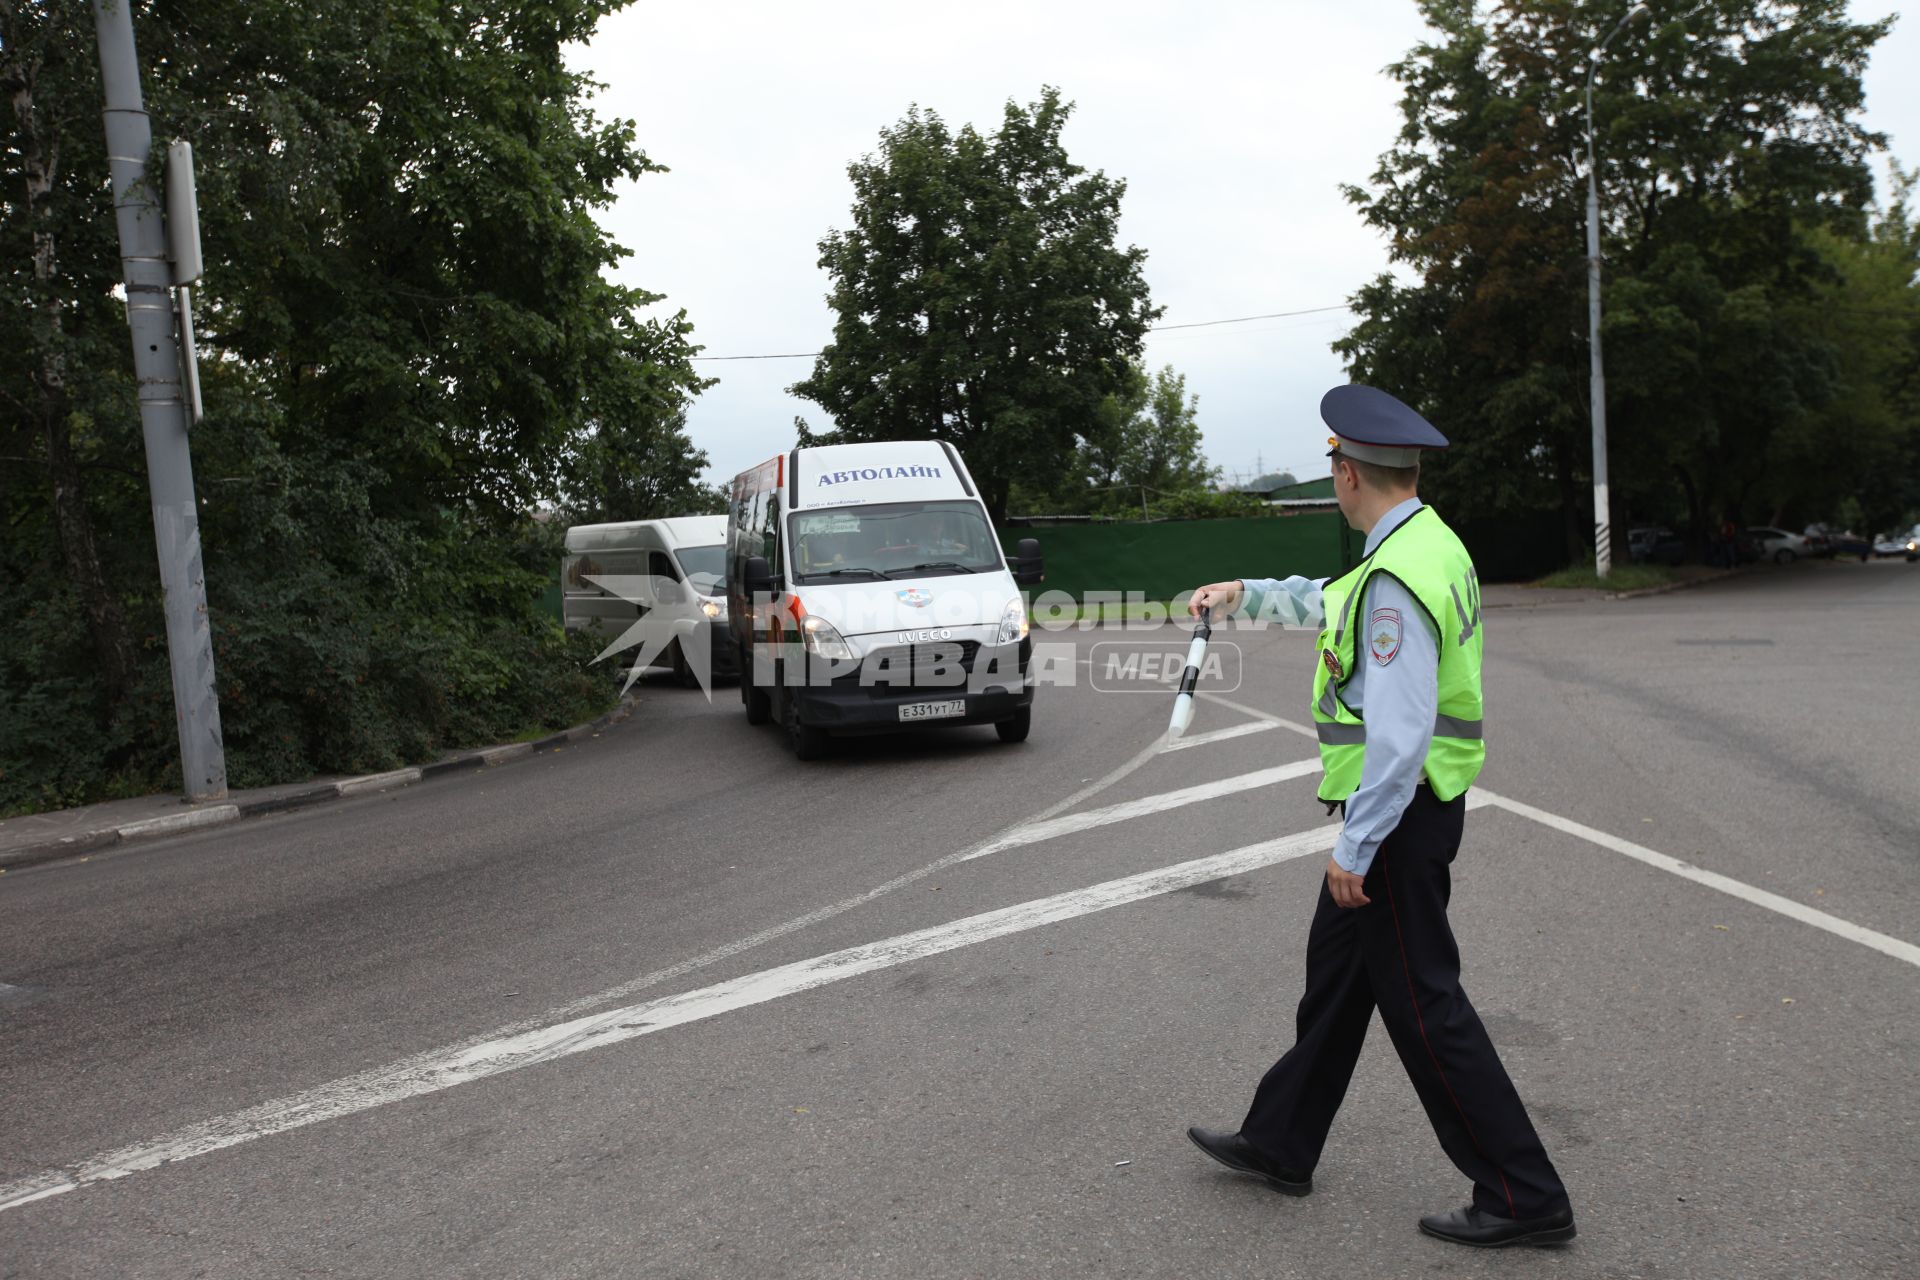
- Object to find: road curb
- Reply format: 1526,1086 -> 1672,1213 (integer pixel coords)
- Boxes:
336,767 -> 423,796
1604,566 -> 1749,600
115,805 -> 242,840
235,784 -> 344,818
1486,566 -> 1750,610
0,695 -> 639,873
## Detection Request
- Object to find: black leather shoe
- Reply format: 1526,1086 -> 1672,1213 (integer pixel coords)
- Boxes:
1185,1126 -> 1311,1196
1418,1204 -> 1576,1248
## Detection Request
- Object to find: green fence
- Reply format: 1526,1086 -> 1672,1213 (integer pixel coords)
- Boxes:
998,513 -> 1364,604
1446,509 -> 1570,581
541,503 -> 1558,621
997,505 -> 1568,601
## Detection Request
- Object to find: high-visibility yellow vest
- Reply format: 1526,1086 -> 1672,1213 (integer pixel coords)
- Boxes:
1310,506 -> 1485,802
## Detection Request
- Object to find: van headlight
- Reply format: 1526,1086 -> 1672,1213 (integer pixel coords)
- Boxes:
995,597 -> 1029,646
800,614 -> 853,660
700,598 -> 726,621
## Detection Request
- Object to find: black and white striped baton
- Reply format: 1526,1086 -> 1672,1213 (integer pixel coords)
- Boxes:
1165,605 -> 1211,742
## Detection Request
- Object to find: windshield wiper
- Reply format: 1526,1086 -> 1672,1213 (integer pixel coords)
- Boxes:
891,561 -> 976,576
815,566 -> 890,580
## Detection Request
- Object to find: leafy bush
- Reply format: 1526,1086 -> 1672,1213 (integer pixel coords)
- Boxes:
1146,488 -> 1271,521
0,419 -> 615,816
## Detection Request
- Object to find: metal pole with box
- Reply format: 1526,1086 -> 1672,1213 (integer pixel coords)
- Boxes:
92,0 -> 226,799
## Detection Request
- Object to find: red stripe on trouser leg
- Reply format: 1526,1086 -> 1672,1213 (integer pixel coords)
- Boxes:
1383,865 -> 1516,1219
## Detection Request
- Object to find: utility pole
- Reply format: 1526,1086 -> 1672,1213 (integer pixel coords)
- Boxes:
92,0 -> 226,799
1582,2 -> 1651,580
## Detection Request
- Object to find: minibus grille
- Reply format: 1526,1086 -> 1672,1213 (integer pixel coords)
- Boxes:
861,640 -> 982,678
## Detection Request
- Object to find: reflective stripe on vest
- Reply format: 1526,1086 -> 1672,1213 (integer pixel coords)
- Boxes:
1309,506 -> 1486,803
1314,713 -> 1483,746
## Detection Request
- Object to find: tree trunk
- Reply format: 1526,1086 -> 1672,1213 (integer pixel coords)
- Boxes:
1675,463 -> 1706,559
1553,437 -> 1583,563
9,42 -> 137,700
45,417 -> 136,698
982,476 -> 1009,526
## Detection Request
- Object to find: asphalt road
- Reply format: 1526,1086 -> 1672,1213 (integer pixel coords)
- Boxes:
2,559 -> 1915,1279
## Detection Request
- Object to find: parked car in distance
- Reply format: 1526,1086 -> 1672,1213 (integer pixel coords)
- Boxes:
1825,530 -> 1873,560
1628,526 -> 1686,566
1746,526 -> 1809,564
1872,532 -> 1919,562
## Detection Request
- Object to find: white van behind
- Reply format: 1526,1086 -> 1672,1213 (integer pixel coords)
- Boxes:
726,441 -> 1042,758
562,515 -> 733,687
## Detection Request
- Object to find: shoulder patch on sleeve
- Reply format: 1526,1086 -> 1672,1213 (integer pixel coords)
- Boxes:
1368,607 -> 1403,666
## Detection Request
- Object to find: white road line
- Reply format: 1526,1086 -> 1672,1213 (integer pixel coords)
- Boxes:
0,822 -> 1344,1215
1478,791 -> 1920,970
1163,721 -> 1278,752
245,736 -> 1177,1138
544,735 -> 1171,1016
1190,701 -> 1918,968
963,759 -> 1321,862
0,741 -> 1172,1212
1197,690 -> 1316,739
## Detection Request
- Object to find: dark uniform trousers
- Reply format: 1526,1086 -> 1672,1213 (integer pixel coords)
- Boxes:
1239,786 -> 1570,1219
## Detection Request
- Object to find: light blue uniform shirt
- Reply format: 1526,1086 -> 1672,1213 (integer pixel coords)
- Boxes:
1240,497 -> 1437,877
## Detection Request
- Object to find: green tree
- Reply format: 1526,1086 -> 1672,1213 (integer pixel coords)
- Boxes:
561,308 -> 719,524
1119,365 -> 1214,493
0,0 -> 708,812
1243,472 -> 1299,493
1072,361 -> 1150,498
1764,184 -> 1920,533
1335,0 -> 1892,555
790,88 -> 1162,520
1005,361 -> 1216,515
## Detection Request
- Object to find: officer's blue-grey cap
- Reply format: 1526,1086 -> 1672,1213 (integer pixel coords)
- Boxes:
1321,384 -> 1449,468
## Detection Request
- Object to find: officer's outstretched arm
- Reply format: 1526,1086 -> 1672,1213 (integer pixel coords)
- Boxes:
1239,575 -> 1327,628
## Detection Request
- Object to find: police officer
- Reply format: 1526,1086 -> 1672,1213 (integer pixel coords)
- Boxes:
1183,385 -> 1575,1249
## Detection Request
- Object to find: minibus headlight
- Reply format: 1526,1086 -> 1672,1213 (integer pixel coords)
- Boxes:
995,597 -> 1029,646
700,598 -> 726,621
800,614 -> 853,660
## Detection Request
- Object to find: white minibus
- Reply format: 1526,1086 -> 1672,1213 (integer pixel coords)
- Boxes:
726,441 -> 1042,758
562,515 -> 732,686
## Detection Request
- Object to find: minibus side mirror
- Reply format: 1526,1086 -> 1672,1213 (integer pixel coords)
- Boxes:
1013,538 -> 1044,587
655,579 -> 684,607
743,555 -> 775,598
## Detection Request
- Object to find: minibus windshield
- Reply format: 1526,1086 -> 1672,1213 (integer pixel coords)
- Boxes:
676,544 -> 725,595
789,501 -> 1002,583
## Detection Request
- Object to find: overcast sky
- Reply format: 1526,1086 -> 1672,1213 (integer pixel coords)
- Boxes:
576,1 -> 1919,494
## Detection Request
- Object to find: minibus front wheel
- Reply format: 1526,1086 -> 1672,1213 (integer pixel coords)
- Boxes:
777,672 -> 831,761
740,642 -> 771,724
669,639 -> 698,689
995,707 -> 1032,744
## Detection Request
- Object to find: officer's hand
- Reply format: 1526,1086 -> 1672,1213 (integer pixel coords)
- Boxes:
1188,580 -> 1243,617
1326,858 -> 1371,908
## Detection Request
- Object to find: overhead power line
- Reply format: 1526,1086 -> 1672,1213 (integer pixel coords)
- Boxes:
1148,304 -> 1351,332
688,303 -> 1353,362
693,351 -> 823,362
